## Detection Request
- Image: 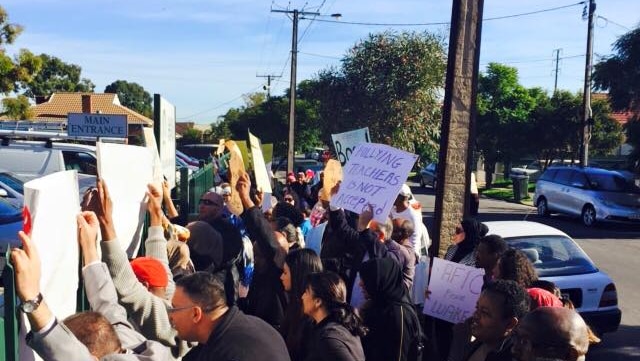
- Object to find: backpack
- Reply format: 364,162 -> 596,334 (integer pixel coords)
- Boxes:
400,304 -> 426,361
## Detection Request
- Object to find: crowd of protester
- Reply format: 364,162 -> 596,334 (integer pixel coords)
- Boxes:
9,160 -> 597,361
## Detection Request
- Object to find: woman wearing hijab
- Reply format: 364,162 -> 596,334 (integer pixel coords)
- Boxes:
434,218 -> 489,361
302,272 -> 366,361
359,258 -> 424,361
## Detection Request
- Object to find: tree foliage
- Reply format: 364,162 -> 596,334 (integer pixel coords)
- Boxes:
0,6 -> 42,94
304,31 -> 447,156
477,63 -> 539,186
23,53 -> 94,98
1,94 -> 34,119
105,80 -> 152,117
214,92 -> 322,156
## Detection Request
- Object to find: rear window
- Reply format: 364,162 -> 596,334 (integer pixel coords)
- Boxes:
505,235 -> 597,277
0,173 -> 24,194
539,169 -> 557,181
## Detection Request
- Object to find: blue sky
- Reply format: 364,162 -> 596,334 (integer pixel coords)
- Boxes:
3,0 -> 639,124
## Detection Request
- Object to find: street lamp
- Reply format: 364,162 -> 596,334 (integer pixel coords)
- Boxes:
271,9 -> 341,173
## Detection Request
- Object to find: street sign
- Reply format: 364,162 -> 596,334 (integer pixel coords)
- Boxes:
68,113 -> 128,138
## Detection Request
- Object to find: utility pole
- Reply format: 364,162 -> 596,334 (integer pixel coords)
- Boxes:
552,48 -> 561,93
580,0 -> 596,167
272,9 -> 318,174
256,74 -> 281,99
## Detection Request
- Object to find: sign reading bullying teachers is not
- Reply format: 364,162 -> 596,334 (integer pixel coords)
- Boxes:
332,143 -> 417,223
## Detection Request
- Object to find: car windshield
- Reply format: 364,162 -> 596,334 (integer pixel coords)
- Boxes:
0,173 -> 24,194
586,173 -> 640,193
505,235 -> 597,277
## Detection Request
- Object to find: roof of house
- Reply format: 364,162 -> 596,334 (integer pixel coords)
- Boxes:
4,92 -> 153,126
592,93 -> 634,125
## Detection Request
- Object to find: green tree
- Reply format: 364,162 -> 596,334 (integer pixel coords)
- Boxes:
1,94 -> 34,119
179,127 -> 203,146
476,63 -> 539,187
0,6 -> 42,94
304,31 -> 447,156
23,53 -> 94,98
593,26 -> 640,169
104,80 -> 152,117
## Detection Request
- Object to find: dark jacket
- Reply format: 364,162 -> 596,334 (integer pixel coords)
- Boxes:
327,208 -> 407,301
359,258 -> 424,361
239,206 -> 287,329
183,306 -> 291,361
463,337 -> 515,361
304,318 -> 365,361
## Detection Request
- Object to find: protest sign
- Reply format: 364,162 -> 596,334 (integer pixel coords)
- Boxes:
20,170 -> 80,360
248,131 -> 272,193
331,127 -> 370,166
321,159 -> 342,201
216,138 -> 226,155
97,142 -> 153,257
225,140 -> 246,216
332,143 -> 418,223
423,258 -> 485,324
236,140 -> 252,170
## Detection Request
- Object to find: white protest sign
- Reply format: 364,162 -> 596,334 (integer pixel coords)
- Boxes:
20,170 -> 80,360
331,127 -> 370,166
97,142 -> 153,257
332,143 -> 417,223
248,131 -> 272,193
423,258 -> 485,324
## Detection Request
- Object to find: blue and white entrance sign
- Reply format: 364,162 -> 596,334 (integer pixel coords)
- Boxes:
68,113 -> 128,138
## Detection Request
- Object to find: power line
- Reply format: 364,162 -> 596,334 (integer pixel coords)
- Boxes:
299,51 -> 342,60
309,1 -> 584,27
596,15 -> 632,31
177,85 -> 263,120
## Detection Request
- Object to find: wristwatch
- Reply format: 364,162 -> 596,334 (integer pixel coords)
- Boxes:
20,293 -> 43,313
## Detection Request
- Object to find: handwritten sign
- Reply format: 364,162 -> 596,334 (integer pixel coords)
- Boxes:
332,143 -> 417,223
331,127 -> 370,166
68,113 -> 128,138
224,140 -> 246,216
248,131 -> 272,193
321,159 -> 342,201
423,258 -> 485,324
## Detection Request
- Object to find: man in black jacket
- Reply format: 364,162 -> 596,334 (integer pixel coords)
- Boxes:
171,272 -> 291,361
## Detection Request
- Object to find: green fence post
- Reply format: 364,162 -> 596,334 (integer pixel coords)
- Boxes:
3,250 -> 19,361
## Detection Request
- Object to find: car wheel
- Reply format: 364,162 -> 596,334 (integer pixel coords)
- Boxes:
582,205 -> 597,227
537,197 -> 550,217
419,177 -> 426,188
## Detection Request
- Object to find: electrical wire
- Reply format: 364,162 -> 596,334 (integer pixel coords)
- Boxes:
308,1 -> 585,27
177,85 -> 264,120
596,15 -> 632,31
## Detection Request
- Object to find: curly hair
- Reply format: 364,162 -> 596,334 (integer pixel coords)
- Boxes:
483,279 -> 530,320
496,249 -> 538,288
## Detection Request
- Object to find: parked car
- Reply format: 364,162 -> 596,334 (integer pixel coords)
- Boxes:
419,162 -> 437,189
534,166 -> 640,226
486,220 -> 621,335
272,158 -> 324,185
0,140 -> 97,178
0,197 -> 22,253
176,149 -> 201,167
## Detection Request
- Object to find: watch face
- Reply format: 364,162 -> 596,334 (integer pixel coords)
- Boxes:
21,301 -> 36,313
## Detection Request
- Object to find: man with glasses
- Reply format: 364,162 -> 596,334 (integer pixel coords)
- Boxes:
169,271 -> 291,361
193,190 -> 244,306
511,307 -> 589,361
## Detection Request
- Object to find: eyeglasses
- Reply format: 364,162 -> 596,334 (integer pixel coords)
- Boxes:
284,197 -> 294,202
166,304 -> 195,314
199,199 -> 219,206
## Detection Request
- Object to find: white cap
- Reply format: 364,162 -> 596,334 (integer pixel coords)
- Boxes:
399,183 -> 412,197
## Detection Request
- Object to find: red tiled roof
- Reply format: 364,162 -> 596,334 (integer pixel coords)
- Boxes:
592,93 -> 634,125
7,92 -> 153,125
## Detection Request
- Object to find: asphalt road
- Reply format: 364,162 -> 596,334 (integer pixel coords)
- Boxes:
409,183 -> 640,361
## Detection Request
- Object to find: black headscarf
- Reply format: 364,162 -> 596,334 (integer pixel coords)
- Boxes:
450,218 -> 489,263
359,257 -> 410,305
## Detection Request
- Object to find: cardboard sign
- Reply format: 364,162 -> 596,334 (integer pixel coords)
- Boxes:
97,142 -> 153,257
224,140 -> 246,216
331,127 -> 370,166
332,143 -> 417,223
68,113 -> 128,138
248,131 -> 272,193
423,258 -> 485,324
20,171 -> 80,360
321,159 -> 342,201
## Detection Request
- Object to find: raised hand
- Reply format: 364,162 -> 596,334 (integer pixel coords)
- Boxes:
236,171 -> 254,210
11,231 -> 42,302
77,211 -> 100,265
84,178 -> 117,241
146,183 -> 164,227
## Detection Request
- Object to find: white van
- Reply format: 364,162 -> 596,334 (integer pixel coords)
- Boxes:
0,140 -> 97,178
